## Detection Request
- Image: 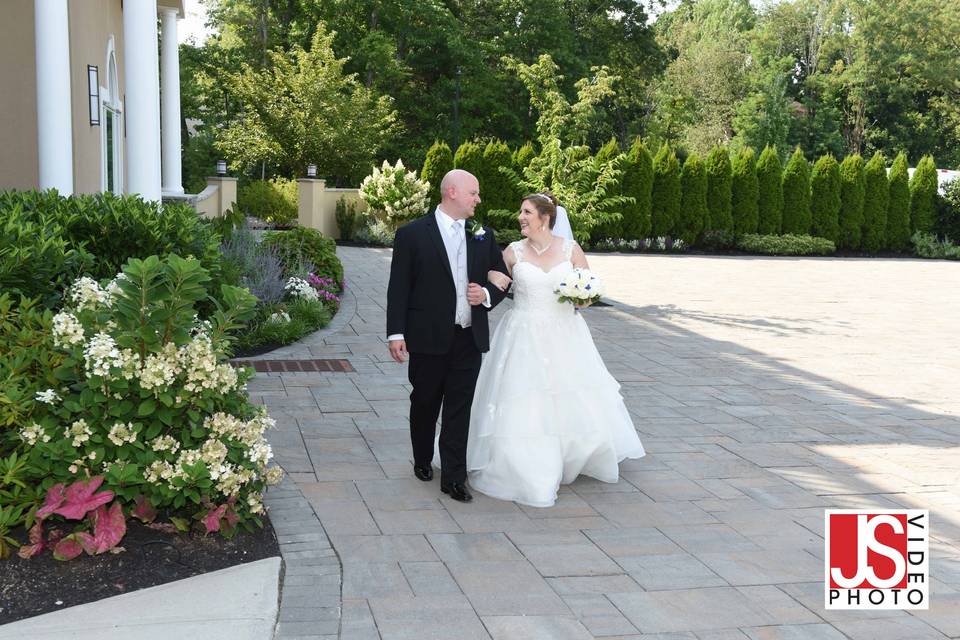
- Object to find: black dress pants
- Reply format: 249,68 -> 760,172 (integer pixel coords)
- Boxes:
407,326 -> 482,485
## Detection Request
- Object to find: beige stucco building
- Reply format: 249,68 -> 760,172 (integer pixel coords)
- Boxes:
0,0 -> 186,201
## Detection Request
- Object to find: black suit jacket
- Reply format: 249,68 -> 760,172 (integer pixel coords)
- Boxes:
387,212 -> 509,354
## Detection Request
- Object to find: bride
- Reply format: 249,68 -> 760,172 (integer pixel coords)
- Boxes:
464,192 -> 645,507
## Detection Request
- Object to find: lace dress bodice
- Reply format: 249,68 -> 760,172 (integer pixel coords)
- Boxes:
509,239 -> 575,317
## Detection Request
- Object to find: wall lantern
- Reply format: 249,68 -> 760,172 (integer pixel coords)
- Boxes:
87,65 -> 100,126
306,164 -> 318,178
216,159 -> 227,176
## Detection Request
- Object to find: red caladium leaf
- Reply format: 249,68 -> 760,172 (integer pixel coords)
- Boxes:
131,495 -> 158,523
203,504 -> 228,533
55,477 -> 115,520
53,535 -> 85,561
35,483 -> 67,520
73,531 -> 98,556
223,508 -> 239,528
90,503 -> 126,553
17,522 -> 45,559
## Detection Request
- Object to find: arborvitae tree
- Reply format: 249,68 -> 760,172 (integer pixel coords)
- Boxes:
591,137 -> 624,239
910,155 -> 939,234
781,147 -> 811,235
513,141 -> 536,171
705,145 -> 733,232
678,152 -> 707,245
861,152 -> 889,253
810,154 -> 841,243
454,140 -> 484,179
651,143 -> 681,238
481,139 -> 514,217
621,137 -> 653,240
731,147 -> 759,235
421,140 -> 453,207
756,145 -> 783,234
838,154 -> 866,249
886,153 -> 911,250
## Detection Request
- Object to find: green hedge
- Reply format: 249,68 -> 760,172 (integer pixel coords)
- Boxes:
861,152 -> 889,253
810,154 -> 840,243
651,143 -> 680,237
838,154 -> 866,249
756,145 -> 783,234
887,153 -> 912,251
621,137 -> 653,239
731,147 -> 759,235
0,190 -> 221,307
237,178 -> 298,226
678,152 -> 707,245
910,155 -> 938,235
736,234 -> 836,256
422,140 -> 453,208
781,147 -> 811,235
706,145 -> 733,232
481,140 -> 515,216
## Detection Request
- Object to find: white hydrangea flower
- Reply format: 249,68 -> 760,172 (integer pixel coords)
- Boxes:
52,311 -> 85,348
140,342 -> 180,390
150,435 -> 180,454
20,423 -> 49,446
264,466 -> 285,486
247,493 -> 266,514
107,421 -> 138,446
68,276 -> 112,312
35,388 -> 61,405
64,419 -> 92,447
83,332 -> 125,378
267,311 -> 292,324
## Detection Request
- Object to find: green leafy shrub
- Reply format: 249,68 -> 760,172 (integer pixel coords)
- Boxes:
0,191 -> 222,304
756,145 -> 783,234
706,146 -> 733,232
0,197 -> 93,307
651,144 -> 681,238
678,152 -> 707,245
781,147 -> 811,235
19,255 -> 282,538
233,297 -> 333,354
237,178 -> 298,226
352,217 -> 396,247
736,233 -> 835,255
421,140 -> 453,207
910,156 -> 939,234
263,227 -> 344,288
838,154 -> 866,249
454,140 -> 484,178
810,154 -> 841,243
335,197 -> 360,240
494,228 -> 523,246
861,152 -> 889,253
936,179 -> 960,241
912,232 -> 960,259
887,153 -> 912,251
621,138 -> 654,240
731,147 -> 759,235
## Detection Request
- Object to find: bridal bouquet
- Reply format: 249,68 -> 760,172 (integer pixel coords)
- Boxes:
555,268 -> 605,306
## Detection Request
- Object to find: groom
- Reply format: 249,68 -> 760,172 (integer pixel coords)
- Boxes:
386,169 -> 509,503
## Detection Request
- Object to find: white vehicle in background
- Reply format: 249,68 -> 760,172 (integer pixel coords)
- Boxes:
902,167 -> 960,194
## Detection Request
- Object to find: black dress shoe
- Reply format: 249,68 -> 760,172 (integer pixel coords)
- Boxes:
413,464 -> 433,481
441,482 -> 473,503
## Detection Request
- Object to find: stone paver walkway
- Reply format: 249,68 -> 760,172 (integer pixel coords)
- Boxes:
256,247 -> 960,639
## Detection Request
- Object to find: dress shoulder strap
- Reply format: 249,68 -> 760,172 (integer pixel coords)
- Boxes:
562,238 -> 574,261
511,240 -> 524,263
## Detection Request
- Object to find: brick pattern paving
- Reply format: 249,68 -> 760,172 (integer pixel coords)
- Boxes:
232,359 -> 355,373
257,246 -> 960,640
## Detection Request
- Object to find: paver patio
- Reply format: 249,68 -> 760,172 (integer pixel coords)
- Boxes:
256,247 -> 960,639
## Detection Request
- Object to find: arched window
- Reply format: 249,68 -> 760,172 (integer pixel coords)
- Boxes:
101,37 -> 123,194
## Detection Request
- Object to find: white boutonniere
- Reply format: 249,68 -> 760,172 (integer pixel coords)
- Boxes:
467,219 -> 486,241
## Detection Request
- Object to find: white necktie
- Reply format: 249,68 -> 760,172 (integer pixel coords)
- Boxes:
450,221 -> 469,327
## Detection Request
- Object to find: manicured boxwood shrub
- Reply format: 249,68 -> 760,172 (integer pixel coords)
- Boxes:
736,233 -> 835,256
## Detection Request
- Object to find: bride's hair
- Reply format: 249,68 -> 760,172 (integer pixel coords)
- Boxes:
522,192 -> 557,230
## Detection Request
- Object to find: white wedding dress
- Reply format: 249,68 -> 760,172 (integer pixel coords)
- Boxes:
465,239 -> 645,507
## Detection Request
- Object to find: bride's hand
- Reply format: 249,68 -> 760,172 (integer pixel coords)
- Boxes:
488,270 -> 512,291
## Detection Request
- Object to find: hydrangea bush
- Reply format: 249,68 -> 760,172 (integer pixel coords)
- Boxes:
358,159 -> 430,225
19,254 -> 284,541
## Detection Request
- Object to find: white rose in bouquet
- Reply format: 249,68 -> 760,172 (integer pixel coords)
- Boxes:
554,268 -> 605,306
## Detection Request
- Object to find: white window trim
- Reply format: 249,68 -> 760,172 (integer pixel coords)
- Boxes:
100,36 -> 123,194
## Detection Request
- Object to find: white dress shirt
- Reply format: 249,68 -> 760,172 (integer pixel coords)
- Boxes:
387,208 -> 490,343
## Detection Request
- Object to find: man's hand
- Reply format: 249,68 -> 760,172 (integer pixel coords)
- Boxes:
467,283 -> 486,306
389,339 -> 408,363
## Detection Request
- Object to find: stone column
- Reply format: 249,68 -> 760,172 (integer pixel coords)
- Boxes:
160,7 -> 183,194
34,0 -> 74,194
123,0 -> 162,201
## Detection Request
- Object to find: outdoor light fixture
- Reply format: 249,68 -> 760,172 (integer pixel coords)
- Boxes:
216,160 -> 227,176
307,164 -> 318,178
87,65 -> 100,126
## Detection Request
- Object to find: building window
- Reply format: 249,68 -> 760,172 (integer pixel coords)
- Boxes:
101,39 -> 122,194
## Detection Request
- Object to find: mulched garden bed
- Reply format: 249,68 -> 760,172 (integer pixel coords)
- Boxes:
0,518 -> 279,625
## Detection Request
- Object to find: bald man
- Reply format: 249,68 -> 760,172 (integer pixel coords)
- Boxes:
386,169 -> 509,502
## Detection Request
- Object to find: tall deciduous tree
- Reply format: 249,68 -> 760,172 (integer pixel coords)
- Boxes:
216,26 -> 398,182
